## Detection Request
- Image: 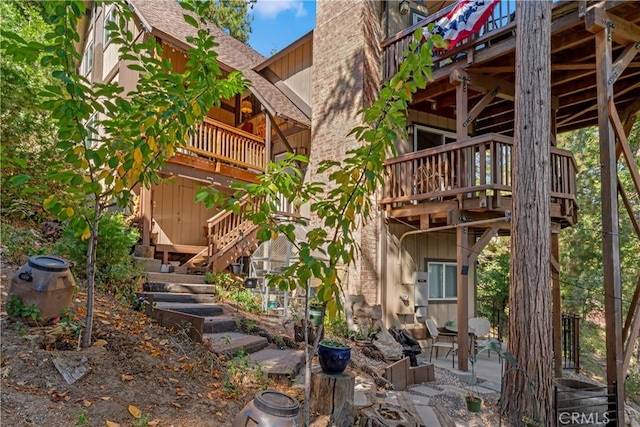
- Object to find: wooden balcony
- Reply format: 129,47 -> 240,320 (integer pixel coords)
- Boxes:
169,116 -> 266,181
382,0 -> 517,81
379,133 -> 578,228
381,2 -> 640,135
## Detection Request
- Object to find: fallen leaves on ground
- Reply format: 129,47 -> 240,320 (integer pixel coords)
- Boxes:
128,404 -> 141,419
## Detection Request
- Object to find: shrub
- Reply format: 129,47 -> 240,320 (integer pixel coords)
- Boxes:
56,212 -> 142,301
0,221 -> 56,265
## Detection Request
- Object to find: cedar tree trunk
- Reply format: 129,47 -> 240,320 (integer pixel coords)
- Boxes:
503,1 -> 554,423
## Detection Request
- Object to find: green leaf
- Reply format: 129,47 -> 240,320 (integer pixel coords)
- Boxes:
182,14 -> 199,29
9,175 -> 31,186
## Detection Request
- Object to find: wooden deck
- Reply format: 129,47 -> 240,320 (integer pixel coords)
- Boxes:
380,133 -> 578,228
382,1 -> 640,135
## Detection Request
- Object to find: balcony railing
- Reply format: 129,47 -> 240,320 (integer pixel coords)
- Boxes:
379,133 -> 577,213
382,0 -> 517,80
184,117 -> 266,172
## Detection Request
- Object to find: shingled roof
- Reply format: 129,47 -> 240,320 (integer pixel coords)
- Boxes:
129,0 -> 310,128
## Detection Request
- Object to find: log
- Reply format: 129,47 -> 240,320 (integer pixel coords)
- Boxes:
311,370 -> 355,426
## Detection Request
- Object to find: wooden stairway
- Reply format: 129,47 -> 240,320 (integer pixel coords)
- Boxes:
185,196 -> 263,272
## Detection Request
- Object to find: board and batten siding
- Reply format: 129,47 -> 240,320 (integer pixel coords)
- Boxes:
384,222 -> 475,330
267,41 -> 313,106
152,176 -> 218,246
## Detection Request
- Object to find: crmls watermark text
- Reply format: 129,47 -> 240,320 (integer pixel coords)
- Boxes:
558,412 -> 611,425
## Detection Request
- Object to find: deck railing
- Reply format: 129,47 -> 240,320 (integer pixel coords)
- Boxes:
185,117 -> 266,172
382,1 -> 517,80
379,133 -> 577,210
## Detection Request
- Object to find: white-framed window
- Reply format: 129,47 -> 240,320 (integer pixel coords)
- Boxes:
427,261 -> 457,300
411,10 -> 428,25
81,41 -> 93,76
103,7 -> 116,45
413,124 -> 456,151
85,113 -> 98,148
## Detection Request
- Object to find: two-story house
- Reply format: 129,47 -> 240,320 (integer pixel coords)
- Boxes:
78,0 -> 639,382
308,0 -> 639,377
77,0 -> 313,273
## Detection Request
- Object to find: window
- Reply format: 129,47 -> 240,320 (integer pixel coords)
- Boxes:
414,124 -> 456,151
81,41 -> 93,76
427,261 -> 457,300
103,7 -> 116,45
85,114 -> 98,148
411,10 -> 428,25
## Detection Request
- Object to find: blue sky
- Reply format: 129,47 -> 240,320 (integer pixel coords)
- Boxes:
248,0 -> 316,58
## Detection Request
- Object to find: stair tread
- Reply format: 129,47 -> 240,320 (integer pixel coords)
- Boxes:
152,302 -> 224,317
203,315 -> 237,333
205,332 -> 268,354
143,283 -> 216,294
146,272 -> 207,284
248,349 -> 305,377
137,292 -> 217,303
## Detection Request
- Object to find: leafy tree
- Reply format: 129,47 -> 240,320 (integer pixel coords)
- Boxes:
203,0 -> 255,43
476,237 -> 510,339
2,0 -> 246,347
197,26 -> 445,425
558,123 -> 640,318
0,1 -> 64,220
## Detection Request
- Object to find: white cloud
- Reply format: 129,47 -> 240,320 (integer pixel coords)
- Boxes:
252,0 -> 307,19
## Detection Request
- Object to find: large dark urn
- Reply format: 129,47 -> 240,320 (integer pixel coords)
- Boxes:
318,342 -> 351,374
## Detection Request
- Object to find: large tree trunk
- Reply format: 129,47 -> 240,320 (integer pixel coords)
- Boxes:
503,1 -> 553,424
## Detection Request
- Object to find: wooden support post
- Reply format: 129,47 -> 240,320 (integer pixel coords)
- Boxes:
456,226 -> 470,371
310,371 -> 354,423
594,20 -> 625,425
552,232 -> 562,378
265,112 -> 272,164
140,185 -> 152,247
455,74 -> 468,141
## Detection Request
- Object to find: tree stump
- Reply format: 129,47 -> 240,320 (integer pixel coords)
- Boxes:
311,370 -> 355,426
357,404 -> 420,427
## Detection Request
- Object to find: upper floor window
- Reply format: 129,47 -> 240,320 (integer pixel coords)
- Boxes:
103,7 -> 116,46
427,261 -> 457,300
85,114 -> 98,148
81,41 -> 93,76
411,10 -> 428,25
413,124 -> 456,151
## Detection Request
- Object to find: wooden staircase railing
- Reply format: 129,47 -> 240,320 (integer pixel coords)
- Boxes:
185,193 -> 298,272
206,195 -> 265,272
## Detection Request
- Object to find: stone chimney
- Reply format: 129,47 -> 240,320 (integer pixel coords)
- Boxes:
310,0 -> 384,304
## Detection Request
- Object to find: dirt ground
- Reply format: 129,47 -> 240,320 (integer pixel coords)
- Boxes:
1,258 -> 304,427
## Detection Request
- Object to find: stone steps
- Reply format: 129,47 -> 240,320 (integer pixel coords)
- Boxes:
140,268 -> 297,381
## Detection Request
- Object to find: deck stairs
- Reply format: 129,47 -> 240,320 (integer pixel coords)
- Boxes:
184,196 -> 262,273
139,270 -> 304,381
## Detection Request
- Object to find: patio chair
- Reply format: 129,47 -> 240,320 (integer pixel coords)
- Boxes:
425,319 -> 458,368
468,317 -> 492,357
